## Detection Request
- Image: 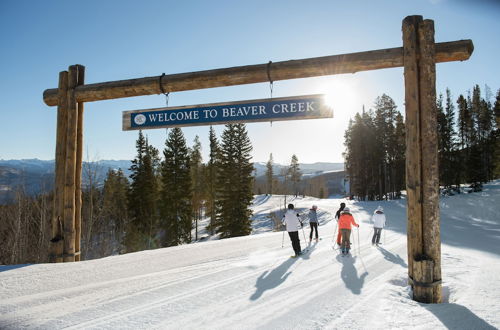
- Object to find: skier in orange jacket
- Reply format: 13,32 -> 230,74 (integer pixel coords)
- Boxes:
334,202 -> 346,246
338,207 -> 359,255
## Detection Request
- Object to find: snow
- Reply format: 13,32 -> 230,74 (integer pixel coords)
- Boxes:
1,182 -> 500,329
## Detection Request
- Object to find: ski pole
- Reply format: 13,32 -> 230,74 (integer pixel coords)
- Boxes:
282,229 -> 285,248
357,227 -> 361,255
301,222 -> 307,245
333,221 -> 338,245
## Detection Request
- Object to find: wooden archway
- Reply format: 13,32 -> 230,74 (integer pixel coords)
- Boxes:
43,15 -> 473,303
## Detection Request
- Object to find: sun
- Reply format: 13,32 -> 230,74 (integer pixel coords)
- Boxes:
316,77 -> 360,120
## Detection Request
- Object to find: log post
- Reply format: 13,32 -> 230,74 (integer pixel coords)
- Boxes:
418,19 -> 442,303
50,71 -> 68,263
75,65 -> 85,262
402,15 -> 424,291
412,257 -> 435,303
62,65 -> 79,262
403,15 -> 442,303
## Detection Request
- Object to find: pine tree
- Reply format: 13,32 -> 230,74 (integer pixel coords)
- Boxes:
216,124 -> 253,238
456,94 -> 471,187
437,90 -> 457,191
373,94 -> 398,200
345,111 -> 375,200
344,96 -> 405,201
205,126 -> 219,234
478,85 -> 496,181
190,135 -> 204,241
265,153 -> 274,195
126,131 -> 160,252
468,85 -> 485,185
102,168 -> 129,251
393,112 -> 406,197
159,127 -> 192,247
288,154 -> 301,197
494,89 -> 500,178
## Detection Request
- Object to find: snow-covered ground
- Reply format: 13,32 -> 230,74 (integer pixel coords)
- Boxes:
1,182 -> 500,329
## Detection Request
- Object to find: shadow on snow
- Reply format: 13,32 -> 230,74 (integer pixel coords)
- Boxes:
336,254 -> 368,295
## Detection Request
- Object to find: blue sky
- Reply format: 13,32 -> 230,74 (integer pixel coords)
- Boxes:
1,0 -> 499,164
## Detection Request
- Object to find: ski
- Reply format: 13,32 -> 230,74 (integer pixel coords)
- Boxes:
290,249 -> 308,258
308,238 -> 322,244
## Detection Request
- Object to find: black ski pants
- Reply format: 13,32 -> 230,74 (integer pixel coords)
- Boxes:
288,231 -> 301,256
372,227 -> 382,244
309,222 -> 318,239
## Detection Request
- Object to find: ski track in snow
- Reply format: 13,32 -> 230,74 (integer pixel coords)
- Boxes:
1,185 -> 500,329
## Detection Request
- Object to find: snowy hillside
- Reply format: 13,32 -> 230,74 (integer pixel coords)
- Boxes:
1,182 -> 499,329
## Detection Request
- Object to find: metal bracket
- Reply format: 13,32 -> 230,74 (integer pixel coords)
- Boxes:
409,276 -> 442,288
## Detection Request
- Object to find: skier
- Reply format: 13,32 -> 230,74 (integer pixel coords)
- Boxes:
282,203 -> 303,257
334,202 -> 346,246
338,207 -> 359,255
371,206 -> 386,246
308,205 -> 319,242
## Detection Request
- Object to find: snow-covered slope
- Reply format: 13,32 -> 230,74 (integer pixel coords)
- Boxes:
1,182 -> 499,329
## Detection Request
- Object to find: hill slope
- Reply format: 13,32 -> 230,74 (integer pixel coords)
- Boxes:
1,182 -> 499,329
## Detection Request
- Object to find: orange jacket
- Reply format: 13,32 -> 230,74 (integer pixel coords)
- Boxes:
338,213 -> 359,230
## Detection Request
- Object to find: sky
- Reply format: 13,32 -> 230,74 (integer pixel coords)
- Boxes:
1,0 -> 499,164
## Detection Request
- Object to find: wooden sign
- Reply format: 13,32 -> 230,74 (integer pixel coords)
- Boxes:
122,94 -> 332,130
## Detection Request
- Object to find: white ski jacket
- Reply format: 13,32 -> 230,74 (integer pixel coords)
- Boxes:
282,210 -> 301,232
372,211 -> 386,228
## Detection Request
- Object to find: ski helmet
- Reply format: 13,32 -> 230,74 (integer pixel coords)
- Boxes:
312,205 -> 317,210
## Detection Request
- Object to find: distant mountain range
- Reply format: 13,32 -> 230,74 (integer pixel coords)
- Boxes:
0,159 -> 344,204
0,159 -> 132,204
253,162 -> 344,178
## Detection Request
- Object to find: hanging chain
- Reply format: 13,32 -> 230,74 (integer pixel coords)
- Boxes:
159,73 -> 170,137
267,61 -> 273,127
159,73 -> 170,106
267,61 -> 274,99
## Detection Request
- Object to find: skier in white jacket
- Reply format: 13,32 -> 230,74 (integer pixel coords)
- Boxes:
282,203 -> 303,257
371,206 -> 386,246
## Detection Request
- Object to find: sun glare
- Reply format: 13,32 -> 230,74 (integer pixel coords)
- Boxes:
320,78 -> 359,119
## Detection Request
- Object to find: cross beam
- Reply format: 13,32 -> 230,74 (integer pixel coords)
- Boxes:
43,40 -> 472,106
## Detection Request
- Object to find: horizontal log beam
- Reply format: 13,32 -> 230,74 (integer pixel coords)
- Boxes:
43,39 -> 473,106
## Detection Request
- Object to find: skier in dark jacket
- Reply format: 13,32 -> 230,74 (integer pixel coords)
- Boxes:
334,202 -> 346,246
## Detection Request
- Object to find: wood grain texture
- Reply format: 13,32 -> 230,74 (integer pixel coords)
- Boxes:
418,19 -> 442,303
75,65 -> 85,262
63,65 -> 78,262
50,71 -> 68,263
43,40 -> 473,106
402,15 -> 423,283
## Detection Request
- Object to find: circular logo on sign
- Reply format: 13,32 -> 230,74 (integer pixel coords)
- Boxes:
134,114 -> 146,125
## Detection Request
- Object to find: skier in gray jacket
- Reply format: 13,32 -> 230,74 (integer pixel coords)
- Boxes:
308,205 -> 319,242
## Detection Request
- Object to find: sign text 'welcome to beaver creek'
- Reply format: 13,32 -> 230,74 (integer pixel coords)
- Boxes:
122,94 -> 333,130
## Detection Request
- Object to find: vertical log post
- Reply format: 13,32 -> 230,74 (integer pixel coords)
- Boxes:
62,65 -> 79,262
418,19 -> 442,303
402,15 -> 424,292
75,65 -> 85,262
50,71 -> 68,263
403,15 -> 442,303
